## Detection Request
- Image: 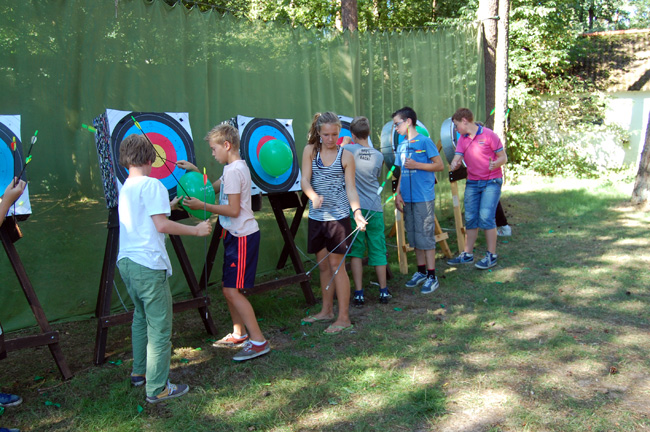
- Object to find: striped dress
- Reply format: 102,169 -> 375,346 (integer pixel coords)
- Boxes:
308,146 -> 350,221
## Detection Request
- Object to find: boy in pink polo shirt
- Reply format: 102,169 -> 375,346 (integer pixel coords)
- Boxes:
447,108 -> 507,269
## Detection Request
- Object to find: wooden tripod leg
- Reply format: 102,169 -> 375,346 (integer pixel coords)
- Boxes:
268,194 -> 315,305
168,235 -> 218,335
1,224 -> 72,380
94,209 -> 120,365
394,208 -> 409,274
434,215 -> 452,259
450,181 -> 466,253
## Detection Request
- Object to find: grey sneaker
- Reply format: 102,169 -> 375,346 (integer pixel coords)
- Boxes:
405,272 -> 427,288
497,225 -> 512,236
475,252 -> 498,269
146,381 -> 189,404
233,340 -> 270,362
447,252 -> 474,265
420,276 -> 439,294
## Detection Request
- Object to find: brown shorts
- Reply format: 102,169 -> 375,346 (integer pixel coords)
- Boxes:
307,218 -> 352,255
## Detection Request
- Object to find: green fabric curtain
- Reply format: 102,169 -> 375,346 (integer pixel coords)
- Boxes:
0,0 -> 484,332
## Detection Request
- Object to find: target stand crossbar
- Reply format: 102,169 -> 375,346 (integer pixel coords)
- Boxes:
93,208 -> 218,365
0,219 -> 73,380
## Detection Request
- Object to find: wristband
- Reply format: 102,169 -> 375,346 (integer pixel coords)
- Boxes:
353,208 -> 362,215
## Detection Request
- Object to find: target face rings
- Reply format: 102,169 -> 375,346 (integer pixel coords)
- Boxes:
239,117 -> 299,194
0,122 -> 23,190
110,112 -> 195,199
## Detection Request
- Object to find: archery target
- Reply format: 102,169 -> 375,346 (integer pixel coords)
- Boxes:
380,119 -> 430,175
0,115 -> 31,217
337,115 -> 374,148
106,110 -> 195,200
440,117 -> 459,164
237,116 -> 300,195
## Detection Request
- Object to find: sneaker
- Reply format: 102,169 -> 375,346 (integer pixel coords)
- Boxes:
130,374 -> 146,387
379,290 -> 392,304
145,381 -> 189,404
0,428 -> 20,432
212,333 -> 249,346
353,292 -> 365,307
420,276 -> 439,294
233,340 -> 270,362
497,225 -> 512,236
405,272 -> 427,288
475,252 -> 498,269
447,252 -> 474,265
0,393 -> 22,408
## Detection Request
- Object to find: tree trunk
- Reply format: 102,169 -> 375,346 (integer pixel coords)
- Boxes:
341,0 -> 358,31
479,0 -> 498,128
631,110 -> 650,205
493,0 -> 510,144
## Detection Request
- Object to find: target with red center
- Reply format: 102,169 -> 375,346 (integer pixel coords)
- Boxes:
107,110 -> 195,200
237,116 -> 300,195
0,115 -> 31,217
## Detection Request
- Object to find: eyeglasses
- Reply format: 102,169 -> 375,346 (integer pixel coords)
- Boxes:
393,120 -> 405,127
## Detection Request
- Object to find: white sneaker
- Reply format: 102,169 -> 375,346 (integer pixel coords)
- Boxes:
497,225 -> 512,237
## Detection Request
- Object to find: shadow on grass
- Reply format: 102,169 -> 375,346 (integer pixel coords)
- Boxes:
3,179 -> 650,431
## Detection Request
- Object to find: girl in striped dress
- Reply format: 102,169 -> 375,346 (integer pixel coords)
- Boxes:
301,112 -> 367,334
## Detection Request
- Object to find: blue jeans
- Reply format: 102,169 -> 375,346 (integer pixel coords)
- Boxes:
464,178 -> 502,230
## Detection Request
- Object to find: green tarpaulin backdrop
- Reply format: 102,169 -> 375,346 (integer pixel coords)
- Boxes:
0,0 -> 485,332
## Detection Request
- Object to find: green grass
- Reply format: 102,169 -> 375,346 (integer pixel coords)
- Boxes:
2,174 -> 650,431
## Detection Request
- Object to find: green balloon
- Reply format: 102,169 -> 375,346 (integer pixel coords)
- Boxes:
415,125 -> 430,137
178,171 -> 216,219
259,139 -> 293,177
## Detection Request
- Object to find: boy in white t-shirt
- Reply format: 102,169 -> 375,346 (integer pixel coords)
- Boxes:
180,124 -> 269,361
117,135 -> 212,404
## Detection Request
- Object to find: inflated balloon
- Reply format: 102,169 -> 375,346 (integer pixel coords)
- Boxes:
178,171 -> 215,219
259,139 -> 293,177
415,125 -> 430,137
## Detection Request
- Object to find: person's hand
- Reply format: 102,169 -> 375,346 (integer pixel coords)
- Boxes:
488,158 -> 496,171
195,220 -> 212,236
340,136 -> 353,146
182,196 -> 204,210
170,196 -> 182,210
353,211 -> 367,231
311,194 -> 324,209
450,160 -> 460,171
176,160 -> 198,172
3,178 -> 26,202
403,157 -> 417,170
395,193 -> 404,212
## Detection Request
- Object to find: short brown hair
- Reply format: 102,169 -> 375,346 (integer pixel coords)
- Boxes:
350,116 -> 370,140
451,108 -> 474,123
204,123 -> 240,149
119,134 -> 156,168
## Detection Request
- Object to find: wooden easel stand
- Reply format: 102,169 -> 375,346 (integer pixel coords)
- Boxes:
0,219 -> 72,380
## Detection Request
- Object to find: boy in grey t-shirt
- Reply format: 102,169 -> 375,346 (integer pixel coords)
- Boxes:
342,117 -> 390,306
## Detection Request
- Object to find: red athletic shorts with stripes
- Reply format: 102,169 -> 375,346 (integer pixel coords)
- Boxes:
222,230 -> 260,290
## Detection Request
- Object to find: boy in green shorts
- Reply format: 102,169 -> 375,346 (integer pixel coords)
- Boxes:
341,117 -> 390,305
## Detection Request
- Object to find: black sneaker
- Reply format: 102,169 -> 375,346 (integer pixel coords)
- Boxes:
353,292 -> 365,307
379,290 -> 392,304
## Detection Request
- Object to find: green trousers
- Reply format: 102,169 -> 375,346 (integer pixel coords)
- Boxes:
118,258 -> 172,397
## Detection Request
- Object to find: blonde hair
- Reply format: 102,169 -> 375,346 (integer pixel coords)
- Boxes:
204,123 -> 240,149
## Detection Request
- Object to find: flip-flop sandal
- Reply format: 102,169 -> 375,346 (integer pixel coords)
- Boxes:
301,315 -> 334,324
324,324 -> 354,334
